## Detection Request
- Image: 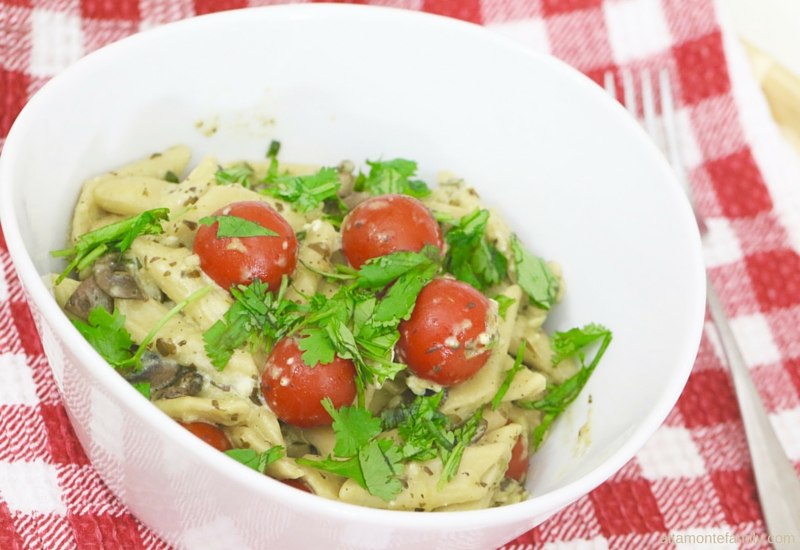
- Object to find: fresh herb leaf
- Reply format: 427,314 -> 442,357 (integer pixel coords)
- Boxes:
356,245 -> 441,290
297,403 -> 403,501
382,392 -> 482,489
132,382 -> 150,399
267,140 -> 281,159
260,167 -> 341,213
382,392 -> 450,462
164,170 -> 180,183
438,408 -> 483,489
297,248 -> 441,405
203,277 -> 307,370
198,215 -> 279,239
551,323 -> 611,366
492,339 -> 527,410
52,208 -> 169,284
225,446 -> 285,473
510,235 -> 559,310
444,209 -> 508,291
297,455 -> 365,486
519,325 -> 612,449
72,308 -> 134,368
354,158 -> 431,198
359,438 -> 404,500
494,295 -> 516,320
296,328 -> 337,366
215,164 -> 254,188
322,399 -> 382,458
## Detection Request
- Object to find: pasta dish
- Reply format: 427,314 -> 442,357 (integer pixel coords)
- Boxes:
50,142 -> 611,511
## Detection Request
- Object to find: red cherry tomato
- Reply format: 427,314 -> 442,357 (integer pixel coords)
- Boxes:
396,278 -> 495,386
341,194 -> 443,269
506,435 -> 529,482
193,201 -> 298,292
281,479 -> 313,493
261,337 -> 357,429
179,422 -> 233,452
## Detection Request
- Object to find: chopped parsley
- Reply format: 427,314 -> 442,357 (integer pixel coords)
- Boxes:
297,247 -> 441,404
164,170 -> 180,183
494,295 -> 516,320
215,164 -> 255,188
297,399 -> 403,501
51,208 -> 169,284
510,235 -> 559,310
225,446 -> 285,473
198,215 -> 279,239
72,308 -> 134,368
491,339 -> 527,410
203,277 -> 307,370
260,167 -> 342,214
382,392 -> 483,489
519,324 -> 612,449
444,208 -> 508,292
354,158 -> 431,198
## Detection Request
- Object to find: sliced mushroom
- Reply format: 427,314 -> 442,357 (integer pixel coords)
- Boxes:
93,253 -> 146,300
126,351 -> 203,400
64,277 -> 113,321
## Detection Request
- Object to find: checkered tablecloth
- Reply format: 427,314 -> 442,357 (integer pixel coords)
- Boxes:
2,0 -> 800,548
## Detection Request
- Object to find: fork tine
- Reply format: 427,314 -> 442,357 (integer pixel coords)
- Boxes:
659,69 -> 707,234
640,69 -> 658,148
621,68 -> 636,118
658,70 -> 689,193
604,71 -> 617,100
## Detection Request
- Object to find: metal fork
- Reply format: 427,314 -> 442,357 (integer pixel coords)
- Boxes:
607,69 -> 800,548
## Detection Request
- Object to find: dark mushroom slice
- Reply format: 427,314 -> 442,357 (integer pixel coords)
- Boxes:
126,351 -> 203,399
64,277 -> 114,321
92,253 -> 147,300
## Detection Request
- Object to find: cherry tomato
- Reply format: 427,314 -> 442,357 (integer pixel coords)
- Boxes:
261,336 -> 357,429
178,422 -> 233,452
506,434 -> 529,482
396,278 -> 495,386
194,201 -> 298,292
281,479 -> 313,493
341,194 -> 443,269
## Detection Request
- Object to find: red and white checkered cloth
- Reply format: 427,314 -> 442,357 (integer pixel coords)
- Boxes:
2,0 -> 800,548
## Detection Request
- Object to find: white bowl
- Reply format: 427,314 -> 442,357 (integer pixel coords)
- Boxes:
0,5 -> 706,550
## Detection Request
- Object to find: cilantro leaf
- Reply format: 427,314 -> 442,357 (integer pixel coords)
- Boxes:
260,167 -> 341,213
52,208 -> 169,284
132,382 -> 151,399
72,308 -> 134,368
382,392 -> 482,489
444,209 -> 508,291
203,278 -> 307,370
438,408 -> 482,489
298,403 -> 403,501
510,235 -> 559,310
297,328 -> 337,366
359,439 -> 404,500
494,295 -> 516,320
550,323 -> 611,366
225,446 -> 285,473
520,325 -> 612,449
297,455 -> 365,486
354,158 -> 431,198
356,246 -> 441,290
491,339 -> 527,410
198,216 -> 279,239
322,399 -> 382,458
215,164 -> 254,188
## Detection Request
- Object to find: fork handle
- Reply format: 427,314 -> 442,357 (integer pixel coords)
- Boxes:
707,278 -> 800,547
